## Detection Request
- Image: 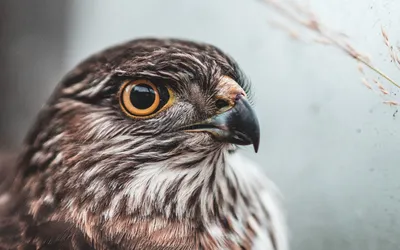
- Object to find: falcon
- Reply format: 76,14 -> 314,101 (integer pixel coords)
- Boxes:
0,38 -> 288,249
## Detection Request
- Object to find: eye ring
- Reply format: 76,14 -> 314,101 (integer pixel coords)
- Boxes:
120,79 -> 160,117
119,79 -> 174,119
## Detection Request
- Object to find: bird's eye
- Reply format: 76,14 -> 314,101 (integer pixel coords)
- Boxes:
119,79 -> 174,118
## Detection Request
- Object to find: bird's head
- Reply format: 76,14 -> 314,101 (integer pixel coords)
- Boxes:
29,38 -> 259,159
17,38 -> 260,223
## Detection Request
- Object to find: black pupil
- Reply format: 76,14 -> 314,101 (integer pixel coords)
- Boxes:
130,84 -> 156,109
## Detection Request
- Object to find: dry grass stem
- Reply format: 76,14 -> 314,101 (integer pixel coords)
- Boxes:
260,0 -> 400,105
381,26 -> 400,71
383,101 -> 399,106
361,78 -> 373,90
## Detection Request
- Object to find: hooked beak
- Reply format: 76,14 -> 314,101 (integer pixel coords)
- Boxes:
181,95 -> 260,152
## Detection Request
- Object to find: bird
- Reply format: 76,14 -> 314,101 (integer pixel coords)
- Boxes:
0,38 -> 288,249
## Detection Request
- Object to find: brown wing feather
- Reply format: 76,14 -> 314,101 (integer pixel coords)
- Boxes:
0,215 -> 95,250
0,153 -> 95,250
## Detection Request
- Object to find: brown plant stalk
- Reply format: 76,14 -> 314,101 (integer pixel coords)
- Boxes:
260,0 -> 400,105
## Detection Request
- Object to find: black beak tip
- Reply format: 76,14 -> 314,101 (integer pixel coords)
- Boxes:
253,138 -> 259,153
249,126 -> 260,153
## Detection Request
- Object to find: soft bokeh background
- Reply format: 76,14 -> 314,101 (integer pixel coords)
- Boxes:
1,0 -> 399,249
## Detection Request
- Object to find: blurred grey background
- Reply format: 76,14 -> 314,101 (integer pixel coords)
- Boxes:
1,0 -> 400,249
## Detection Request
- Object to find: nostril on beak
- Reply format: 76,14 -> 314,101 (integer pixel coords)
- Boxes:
235,92 -> 246,101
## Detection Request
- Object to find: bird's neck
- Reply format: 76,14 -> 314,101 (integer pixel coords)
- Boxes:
98,148 -> 239,222
16,145 -> 246,220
